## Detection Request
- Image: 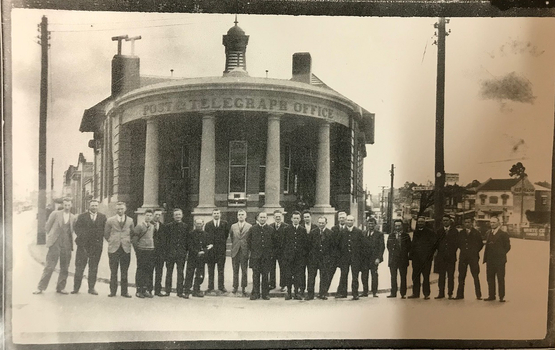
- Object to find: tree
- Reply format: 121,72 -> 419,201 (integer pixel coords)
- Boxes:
509,162 -> 527,226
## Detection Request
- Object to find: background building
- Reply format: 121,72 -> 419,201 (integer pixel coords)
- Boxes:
79,21 -> 375,225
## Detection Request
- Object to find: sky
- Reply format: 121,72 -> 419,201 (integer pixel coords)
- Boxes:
10,9 -> 555,201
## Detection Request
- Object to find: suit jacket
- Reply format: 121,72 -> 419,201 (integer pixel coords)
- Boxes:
282,224 -> 309,263
339,227 -> 364,266
308,227 -> 335,266
435,227 -> 459,264
165,221 -> 189,259
229,221 -> 252,258
131,221 -> 155,250
247,224 -> 274,269
387,231 -> 412,268
330,225 -> 346,266
45,210 -> 78,250
483,228 -> 511,265
104,215 -> 135,254
187,229 -> 210,262
204,219 -> 230,262
458,228 -> 483,262
361,229 -> 385,266
303,223 -> 318,235
270,222 -> 289,260
74,211 -> 107,250
153,222 -> 167,256
410,227 -> 436,262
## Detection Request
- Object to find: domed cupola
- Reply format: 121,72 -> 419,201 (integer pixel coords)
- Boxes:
222,16 -> 249,76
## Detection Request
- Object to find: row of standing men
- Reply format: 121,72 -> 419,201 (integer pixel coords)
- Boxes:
33,198 -> 510,302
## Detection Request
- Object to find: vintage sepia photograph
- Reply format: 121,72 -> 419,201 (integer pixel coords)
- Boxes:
4,3 -> 555,348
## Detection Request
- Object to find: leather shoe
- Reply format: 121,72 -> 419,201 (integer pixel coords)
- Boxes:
424,296 -> 430,300
407,295 -> 419,299
32,289 -> 43,295
401,296 -> 406,299
320,296 -> 328,300
280,287 -> 286,292
250,294 -> 259,300
121,293 -> 132,298
155,292 -> 168,297
387,294 -> 396,298
262,295 -> 270,300
57,290 -> 69,295
448,295 -> 454,300
454,296 -> 464,300
305,295 -> 314,301
352,295 -> 360,300
108,293 -> 116,297
144,291 -> 154,298
294,294 -> 302,300
285,294 -> 292,300
136,292 -> 145,298
373,293 -> 378,297
360,292 -> 369,297
70,290 -> 79,294
484,297 -> 496,301
219,288 -> 228,293
499,298 -> 506,302
178,294 -> 189,299
335,294 -> 347,299
476,296 -> 482,300
205,288 -> 214,293
435,295 -> 445,299
232,288 -> 238,294
193,291 -> 204,298
88,289 -> 98,295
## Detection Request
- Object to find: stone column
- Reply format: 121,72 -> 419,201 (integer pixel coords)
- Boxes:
193,113 -> 217,222
136,118 -> 159,223
263,114 -> 284,221
311,121 -> 336,225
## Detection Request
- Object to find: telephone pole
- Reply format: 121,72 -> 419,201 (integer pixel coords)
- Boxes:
388,164 -> 395,234
37,15 -> 49,244
433,17 -> 448,231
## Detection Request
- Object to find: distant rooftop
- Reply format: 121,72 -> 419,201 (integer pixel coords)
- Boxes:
478,178 -> 521,191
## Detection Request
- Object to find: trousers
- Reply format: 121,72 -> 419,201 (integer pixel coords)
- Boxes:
165,256 -> 186,295
361,262 -> 379,295
207,255 -> 226,290
456,259 -> 481,298
486,262 -> 506,299
135,249 -> 155,292
73,245 -> 102,292
184,258 -> 205,293
390,265 -> 408,297
38,239 -> 72,291
232,251 -> 249,289
411,259 -> 432,297
108,246 -> 130,295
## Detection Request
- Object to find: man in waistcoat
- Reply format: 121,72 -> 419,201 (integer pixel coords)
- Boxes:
131,209 -> 155,298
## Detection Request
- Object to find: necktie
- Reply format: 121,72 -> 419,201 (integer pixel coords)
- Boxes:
215,221 -> 218,228
276,224 -> 280,230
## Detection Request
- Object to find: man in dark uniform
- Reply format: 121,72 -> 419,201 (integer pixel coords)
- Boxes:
454,217 -> 483,300
434,215 -> 459,299
408,216 -> 435,300
330,211 -> 347,296
306,216 -> 333,300
247,212 -> 274,300
300,210 -> 318,295
204,208 -> 230,294
72,199 -> 107,295
337,215 -> 364,300
152,209 -> 168,297
387,219 -> 411,298
165,208 -> 189,298
184,218 -> 212,298
361,217 -> 385,297
270,210 -> 289,292
282,211 -> 309,300
483,216 -> 511,302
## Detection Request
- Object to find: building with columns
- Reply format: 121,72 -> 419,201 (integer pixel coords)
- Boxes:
79,20 -> 375,225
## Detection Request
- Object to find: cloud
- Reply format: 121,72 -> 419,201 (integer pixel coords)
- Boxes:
480,71 -> 535,104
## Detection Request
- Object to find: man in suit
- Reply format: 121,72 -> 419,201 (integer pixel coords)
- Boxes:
483,216 -> 511,302
270,210 -> 288,292
300,210 -> 317,295
204,208 -> 230,294
361,217 -> 385,297
152,209 -> 168,296
247,212 -> 274,300
387,219 -> 411,298
184,218 -> 212,298
131,209 -> 155,299
454,217 -> 483,300
306,216 -> 334,300
33,198 -> 77,295
330,211 -> 347,296
434,215 -> 459,299
229,209 -> 252,296
282,211 -> 309,300
71,199 -> 107,295
165,208 -> 189,298
337,215 -> 364,300
408,216 -> 435,300
103,201 -> 135,297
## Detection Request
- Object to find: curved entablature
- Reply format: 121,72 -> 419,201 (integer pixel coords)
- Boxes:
110,76 -> 372,132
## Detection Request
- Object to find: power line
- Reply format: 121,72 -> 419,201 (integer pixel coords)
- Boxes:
49,17 -> 182,26
50,21 -> 222,33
